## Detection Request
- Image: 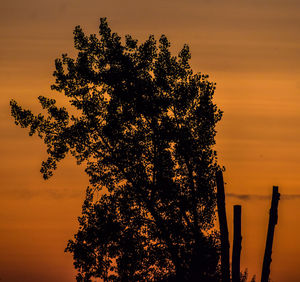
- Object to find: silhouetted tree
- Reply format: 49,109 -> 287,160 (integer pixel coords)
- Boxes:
10,18 -> 223,281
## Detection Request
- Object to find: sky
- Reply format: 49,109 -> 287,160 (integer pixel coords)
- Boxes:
1,0 -> 300,281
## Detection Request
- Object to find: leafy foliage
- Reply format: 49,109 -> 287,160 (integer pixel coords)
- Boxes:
11,18 -> 222,281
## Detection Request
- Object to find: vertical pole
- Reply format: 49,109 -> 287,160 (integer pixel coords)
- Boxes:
232,205 -> 242,282
261,186 -> 280,282
216,170 -> 230,282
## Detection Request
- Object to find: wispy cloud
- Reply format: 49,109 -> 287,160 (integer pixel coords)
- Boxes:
3,188 -> 300,201
1,187 -> 82,200
227,193 -> 300,201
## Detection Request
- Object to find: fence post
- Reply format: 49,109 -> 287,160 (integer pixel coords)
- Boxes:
261,186 -> 280,282
232,205 -> 242,282
216,170 -> 230,282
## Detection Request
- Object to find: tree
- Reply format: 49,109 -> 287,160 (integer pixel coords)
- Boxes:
10,18 -> 223,281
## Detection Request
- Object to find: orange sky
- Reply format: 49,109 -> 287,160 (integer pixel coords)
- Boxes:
1,0 -> 300,281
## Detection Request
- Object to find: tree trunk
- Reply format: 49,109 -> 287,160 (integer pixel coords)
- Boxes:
261,186 -> 280,282
216,170 -> 230,282
232,205 -> 242,282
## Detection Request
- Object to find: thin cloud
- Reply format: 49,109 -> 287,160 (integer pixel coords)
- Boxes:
1,187 -> 82,200
227,193 -> 300,201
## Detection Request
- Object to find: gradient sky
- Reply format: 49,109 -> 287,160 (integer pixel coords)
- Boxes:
1,0 -> 300,281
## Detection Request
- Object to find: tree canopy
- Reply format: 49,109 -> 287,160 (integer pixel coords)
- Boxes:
10,18 -> 223,281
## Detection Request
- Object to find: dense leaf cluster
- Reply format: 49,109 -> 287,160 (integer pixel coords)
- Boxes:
11,18 -> 222,281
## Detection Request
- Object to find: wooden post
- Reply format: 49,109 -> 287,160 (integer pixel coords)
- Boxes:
232,205 -> 242,282
261,186 -> 280,282
216,170 -> 230,282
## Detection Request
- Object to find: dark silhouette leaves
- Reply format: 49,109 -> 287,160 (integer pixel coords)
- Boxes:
10,18 -> 222,281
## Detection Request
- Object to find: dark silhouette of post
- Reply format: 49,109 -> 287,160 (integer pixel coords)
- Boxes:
261,186 -> 280,282
216,170 -> 230,282
232,205 -> 242,282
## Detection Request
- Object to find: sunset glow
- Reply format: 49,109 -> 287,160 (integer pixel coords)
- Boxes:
1,0 -> 299,281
